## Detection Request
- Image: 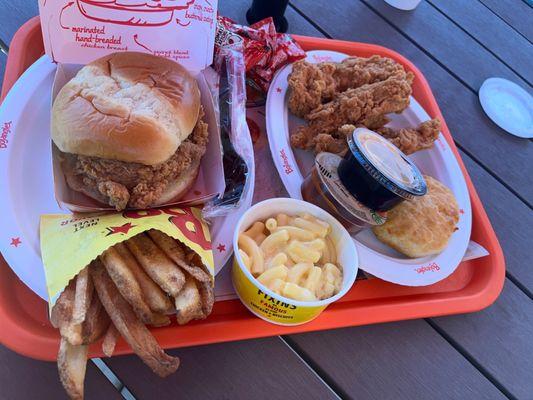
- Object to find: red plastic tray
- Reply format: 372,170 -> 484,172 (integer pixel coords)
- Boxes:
0,17 -> 505,361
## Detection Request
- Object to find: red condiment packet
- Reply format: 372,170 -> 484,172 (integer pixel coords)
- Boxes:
215,16 -> 305,93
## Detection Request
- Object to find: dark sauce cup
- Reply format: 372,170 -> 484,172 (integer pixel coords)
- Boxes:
338,128 -> 426,212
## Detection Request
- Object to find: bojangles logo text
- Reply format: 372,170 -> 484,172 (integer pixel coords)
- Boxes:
0,121 -> 12,149
280,149 -> 293,175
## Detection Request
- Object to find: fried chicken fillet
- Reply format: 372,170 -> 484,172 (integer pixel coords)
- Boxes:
291,74 -> 414,152
63,110 -> 209,210
287,55 -> 407,117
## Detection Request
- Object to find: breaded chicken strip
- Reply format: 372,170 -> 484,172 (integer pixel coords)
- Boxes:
287,55 -> 407,118
291,74 -> 413,151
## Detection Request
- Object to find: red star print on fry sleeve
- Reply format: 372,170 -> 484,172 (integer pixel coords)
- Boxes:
216,243 -> 226,253
10,237 -> 21,247
105,222 -> 136,236
276,87 -> 282,93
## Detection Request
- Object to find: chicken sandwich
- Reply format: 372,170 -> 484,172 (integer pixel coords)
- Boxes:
51,51 -> 208,211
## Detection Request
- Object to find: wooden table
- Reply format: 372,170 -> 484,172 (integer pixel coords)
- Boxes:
1,1 -> 532,399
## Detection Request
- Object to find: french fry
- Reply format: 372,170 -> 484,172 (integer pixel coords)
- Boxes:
100,248 -> 170,327
80,294 -> 110,345
102,325 -> 120,358
57,337 -> 88,400
91,260 -> 180,377
114,242 -> 173,315
71,267 -> 93,325
174,276 -> 203,325
198,279 -> 215,318
126,234 -> 186,298
51,278 -> 83,346
51,279 -> 76,329
147,230 -> 211,283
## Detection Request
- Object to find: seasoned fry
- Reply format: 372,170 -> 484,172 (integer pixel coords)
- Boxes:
114,242 -> 173,315
51,279 -> 76,329
147,229 -> 211,283
198,279 -> 215,318
100,247 -> 170,327
91,260 -> 180,377
102,325 -> 120,358
126,234 -> 186,298
72,267 -> 93,325
51,279 -> 83,346
174,276 -> 203,325
80,294 -> 110,345
57,337 -> 88,400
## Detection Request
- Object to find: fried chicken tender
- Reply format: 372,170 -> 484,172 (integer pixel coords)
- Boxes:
309,119 -> 441,156
291,74 -> 413,152
287,56 -> 407,117
313,125 -> 358,155
376,119 -> 441,155
287,61 -> 336,118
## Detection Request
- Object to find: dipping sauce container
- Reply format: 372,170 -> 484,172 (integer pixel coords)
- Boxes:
338,127 -> 427,211
301,152 -> 387,235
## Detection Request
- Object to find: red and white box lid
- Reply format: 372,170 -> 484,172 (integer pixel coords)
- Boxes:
39,0 -> 218,72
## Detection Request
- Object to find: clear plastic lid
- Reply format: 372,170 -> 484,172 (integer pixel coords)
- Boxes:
313,152 -> 386,227
349,128 -> 426,200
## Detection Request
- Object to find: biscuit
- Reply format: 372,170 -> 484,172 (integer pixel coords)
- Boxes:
372,176 -> 459,258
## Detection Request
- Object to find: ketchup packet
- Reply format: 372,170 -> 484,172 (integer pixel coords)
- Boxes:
215,16 -> 305,93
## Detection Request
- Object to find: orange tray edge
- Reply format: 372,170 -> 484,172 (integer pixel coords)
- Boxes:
0,18 -> 505,361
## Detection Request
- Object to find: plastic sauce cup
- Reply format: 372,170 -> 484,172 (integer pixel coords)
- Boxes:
232,198 -> 358,326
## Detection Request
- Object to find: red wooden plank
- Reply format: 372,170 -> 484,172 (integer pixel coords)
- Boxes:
0,345 -> 121,399
104,337 -> 339,399
288,319 -> 505,399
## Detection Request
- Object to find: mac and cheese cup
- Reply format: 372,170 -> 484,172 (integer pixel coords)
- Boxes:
232,198 -> 358,326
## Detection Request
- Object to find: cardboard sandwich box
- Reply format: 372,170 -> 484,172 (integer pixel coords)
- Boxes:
39,0 -> 224,212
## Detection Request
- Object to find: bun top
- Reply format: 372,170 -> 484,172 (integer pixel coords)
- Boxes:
51,52 -> 201,165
